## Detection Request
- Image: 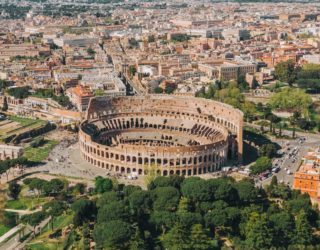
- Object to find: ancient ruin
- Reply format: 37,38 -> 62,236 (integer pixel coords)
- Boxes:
79,95 -> 243,176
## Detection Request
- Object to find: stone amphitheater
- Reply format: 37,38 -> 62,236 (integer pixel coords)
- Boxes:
79,95 -> 243,176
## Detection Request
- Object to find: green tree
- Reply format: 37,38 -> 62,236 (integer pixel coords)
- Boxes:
245,212 -> 273,249
177,197 -> 191,214
153,187 -> 180,212
190,224 -> 217,250
259,143 -> 277,158
129,65 -> 136,77
71,199 -> 97,227
274,60 -> 296,84
225,207 -> 241,229
82,224 -> 91,250
154,87 -> 163,94
43,178 -> 65,196
148,175 -> 184,190
148,35 -> 155,43
241,101 -> 256,122
266,114 -> 281,133
22,211 -> 46,236
237,75 -> 249,92
178,212 -> 203,229
123,185 -> 142,196
149,211 -> 177,234
3,212 -> 17,228
214,82 -> 244,109
205,83 -> 216,99
28,178 -> 48,198
94,220 -> 132,249
95,176 -> 113,194
234,179 -> 259,204
8,181 -> 21,200
181,178 -> 213,203
205,209 -> 228,234
269,183 -> 291,200
7,86 -> 30,99
97,191 -> 121,208
269,175 -> 278,189
298,63 -> 320,79
2,96 -> 8,111
43,200 -> 66,229
87,47 -> 96,56
214,181 -> 238,204
128,190 -> 152,217
72,183 -> 86,195
250,156 -> 272,175
292,126 -> 296,139
144,164 -> 160,187
97,201 -> 129,223
285,194 -> 313,215
129,228 -> 148,250
161,222 -> 190,250
270,211 -> 294,246
0,80 -> 7,92
293,210 -> 314,245
269,88 -> 312,113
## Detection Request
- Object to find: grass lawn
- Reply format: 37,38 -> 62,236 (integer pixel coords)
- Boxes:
9,116 -> 46,127
52,214 -> 73,229
0,116 -> 47,142
26,213 -> 73,250
23,140 -> 59,163
40,213 -> 73,235
0,224 -> 10,237
5,197 -> 49,210
25,242 -> 64,250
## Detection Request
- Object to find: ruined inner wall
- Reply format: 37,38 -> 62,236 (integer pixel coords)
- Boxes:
79,95 -> 243,176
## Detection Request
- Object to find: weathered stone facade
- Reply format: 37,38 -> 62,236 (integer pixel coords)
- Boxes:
79,95 -> 243,176
0,144 -> 23,160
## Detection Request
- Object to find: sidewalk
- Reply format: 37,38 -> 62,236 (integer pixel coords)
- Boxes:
0,224 -> 23,243
14,216 -> 51,250
4,208 -> 41,215
0,216 -> 51,250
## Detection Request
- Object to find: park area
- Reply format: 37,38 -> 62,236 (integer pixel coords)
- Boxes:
23,139 -> 59,164
0,174 -> 83,248
25,213 -> 73,250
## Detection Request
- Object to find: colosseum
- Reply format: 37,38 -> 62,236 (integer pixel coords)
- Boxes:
79,95 -> 243,176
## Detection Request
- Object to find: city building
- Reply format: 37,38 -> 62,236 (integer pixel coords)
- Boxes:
66,85 -> 94,112
198,60 -> 256,81
293,148 -> 320,203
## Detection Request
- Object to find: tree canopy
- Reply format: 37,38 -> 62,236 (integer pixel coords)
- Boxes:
274,60 -> 297,84
250,156 -> 272,174
269,88 -> 312,112
66,175 -> 319,249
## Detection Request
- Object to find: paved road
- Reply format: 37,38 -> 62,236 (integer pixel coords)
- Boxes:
0,225 -> 30,250
11,216 -> 51,250
245,122 -> 320,141
0,225 -> 23,243
4,123 -> 319,191
258,136 -> 318,188
4,208 -> 42,215
24,135 -> 147,187
245,122 -> 320,187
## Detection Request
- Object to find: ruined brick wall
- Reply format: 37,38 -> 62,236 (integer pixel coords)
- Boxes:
79,95 -> 243,176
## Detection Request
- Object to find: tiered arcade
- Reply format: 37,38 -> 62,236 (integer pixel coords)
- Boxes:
79,95 -> 243,176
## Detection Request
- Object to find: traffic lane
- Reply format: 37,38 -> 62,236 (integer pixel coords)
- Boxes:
261,138 -> 313,186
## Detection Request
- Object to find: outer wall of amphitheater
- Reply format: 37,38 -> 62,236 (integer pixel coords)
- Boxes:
79,95 -> 243,176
